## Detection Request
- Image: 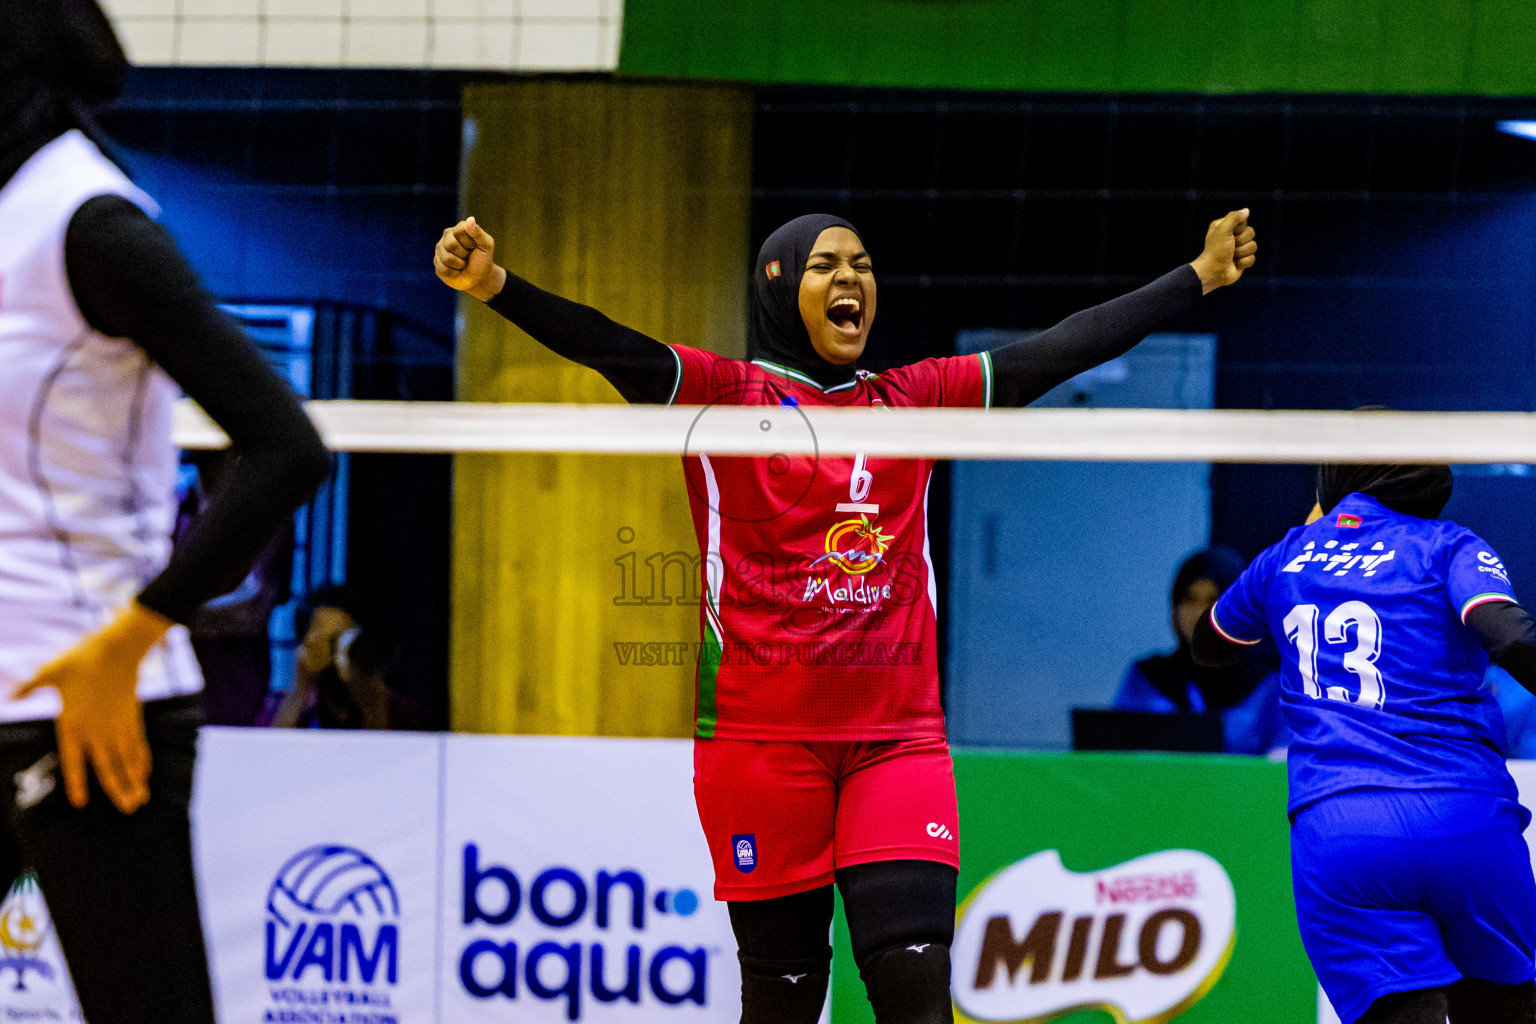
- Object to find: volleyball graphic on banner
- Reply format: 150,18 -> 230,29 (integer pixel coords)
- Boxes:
265,844 -> 401,988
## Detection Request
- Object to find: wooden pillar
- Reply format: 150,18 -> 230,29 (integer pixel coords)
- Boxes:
452,78 -> 752,735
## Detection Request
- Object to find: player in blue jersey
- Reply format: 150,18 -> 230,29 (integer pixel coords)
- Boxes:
1193,461 -> 1536,1024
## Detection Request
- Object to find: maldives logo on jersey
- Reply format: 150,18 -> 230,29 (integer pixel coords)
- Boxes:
765,261 -> 781,280
1337,513 -> 1362,528
811,514 -> 894,576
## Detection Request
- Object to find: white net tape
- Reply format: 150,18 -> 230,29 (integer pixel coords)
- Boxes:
174,400 -> 1536,463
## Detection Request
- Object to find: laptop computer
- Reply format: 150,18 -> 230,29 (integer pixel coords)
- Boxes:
1071,708 -> 1224,753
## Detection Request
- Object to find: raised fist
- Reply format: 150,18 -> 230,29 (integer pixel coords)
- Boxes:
434,216 -> 505,302
1190,209 -> 1257,294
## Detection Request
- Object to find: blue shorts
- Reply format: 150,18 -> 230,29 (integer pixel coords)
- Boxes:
1292,788 -> 1536,1024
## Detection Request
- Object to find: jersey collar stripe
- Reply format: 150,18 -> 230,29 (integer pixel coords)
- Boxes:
665,347 -> 683,406
1460,592 -> 1516,622
750,359 -> 860,393
1209,608 -> 1262,646
979,350 -> 994,408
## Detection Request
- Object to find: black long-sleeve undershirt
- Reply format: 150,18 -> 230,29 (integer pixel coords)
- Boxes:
986,265 -> 1201,407
484,264 -> 1203,407
64,194 -> 332,625
486,271 -> 676,404
1192,600 -> 1536,700
1467,601 -> 1536,696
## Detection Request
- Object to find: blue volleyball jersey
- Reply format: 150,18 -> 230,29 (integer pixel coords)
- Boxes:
1211,493 -> 1519,814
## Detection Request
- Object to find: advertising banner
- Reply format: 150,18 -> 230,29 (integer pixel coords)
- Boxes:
439,735 -> 738,1023
0,730 -> 740,1024
9,735 -> 1536,1024
0,870 -> 77,1022
197,729 -> 443,1024
832,751 -> 1316,1024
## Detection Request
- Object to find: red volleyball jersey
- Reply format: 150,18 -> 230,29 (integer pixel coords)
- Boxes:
670,346 -> 994,740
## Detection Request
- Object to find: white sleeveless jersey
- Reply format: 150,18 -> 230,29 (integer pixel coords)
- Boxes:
0,131 -> 203,722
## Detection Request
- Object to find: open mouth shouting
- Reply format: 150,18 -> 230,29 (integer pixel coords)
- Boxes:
827,294 -> 864,339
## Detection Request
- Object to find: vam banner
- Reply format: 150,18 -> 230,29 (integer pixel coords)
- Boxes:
0,730 -> 739,1024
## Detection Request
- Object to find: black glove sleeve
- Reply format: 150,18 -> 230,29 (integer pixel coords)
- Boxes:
1467,600 -> 1536,697
484,273 -> 680,405
65,194 -> 332,625
1191,609 -> 1245,669
988,264 -> 1202,407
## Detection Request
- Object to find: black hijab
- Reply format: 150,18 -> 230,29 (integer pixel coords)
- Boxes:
1140,546 -> 1274,711
1316,463 -> 1453,521
748,213 -> 863,389
0,0 -> 128,189
1172,546 -> 1244,608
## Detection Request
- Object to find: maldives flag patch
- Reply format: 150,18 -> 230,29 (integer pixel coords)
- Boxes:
1337,513 -> 1362,528
765,261 -> 781,279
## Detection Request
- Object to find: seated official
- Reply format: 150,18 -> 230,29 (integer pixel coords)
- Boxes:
1115,547 -> 1287,755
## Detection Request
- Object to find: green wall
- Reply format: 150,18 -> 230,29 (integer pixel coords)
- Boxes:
619,0 -> 1536,95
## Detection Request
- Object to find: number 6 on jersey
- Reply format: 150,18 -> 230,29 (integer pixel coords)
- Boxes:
1283,601 -> 1385,709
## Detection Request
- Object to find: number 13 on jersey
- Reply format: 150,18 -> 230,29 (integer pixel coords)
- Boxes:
1283,601 -> 1385,709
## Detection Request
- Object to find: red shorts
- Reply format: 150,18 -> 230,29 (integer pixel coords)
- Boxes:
693,735 -> 960,900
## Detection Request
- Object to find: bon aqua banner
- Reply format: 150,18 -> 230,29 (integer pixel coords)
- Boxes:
831,751 -> 1315,1024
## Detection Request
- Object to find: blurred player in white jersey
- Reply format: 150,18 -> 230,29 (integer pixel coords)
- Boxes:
0,2 -> 330,1020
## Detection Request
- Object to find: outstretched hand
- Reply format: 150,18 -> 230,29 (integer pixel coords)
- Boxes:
1190,209 -> 1257,294
434,217 -> 507,303
10,603 -> 171,814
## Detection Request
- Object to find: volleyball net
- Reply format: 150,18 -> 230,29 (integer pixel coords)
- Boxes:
162,399 -> 1531,1024
174,400 -> 1536,463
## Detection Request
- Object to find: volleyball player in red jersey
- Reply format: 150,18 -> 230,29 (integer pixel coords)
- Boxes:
436,209 -> 1255,1023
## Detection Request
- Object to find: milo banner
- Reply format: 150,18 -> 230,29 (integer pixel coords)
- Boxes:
831,752 -> 1315,1024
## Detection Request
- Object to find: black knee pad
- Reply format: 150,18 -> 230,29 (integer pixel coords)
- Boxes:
729,888 -> 834,1024
837,859 -> 955,1024
856,939 -> 952,1024
738,949 -> 830,1024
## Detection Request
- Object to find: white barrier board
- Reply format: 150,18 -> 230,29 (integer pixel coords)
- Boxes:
6,732 -> 1536,1024
0,729 -> 740,1024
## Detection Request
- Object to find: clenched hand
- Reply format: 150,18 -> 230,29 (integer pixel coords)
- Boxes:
434,217 -> 507,303
1189,209 -> 1258,295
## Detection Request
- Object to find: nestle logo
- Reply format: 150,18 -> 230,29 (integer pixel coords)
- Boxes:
1094,872 -> 1197,905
